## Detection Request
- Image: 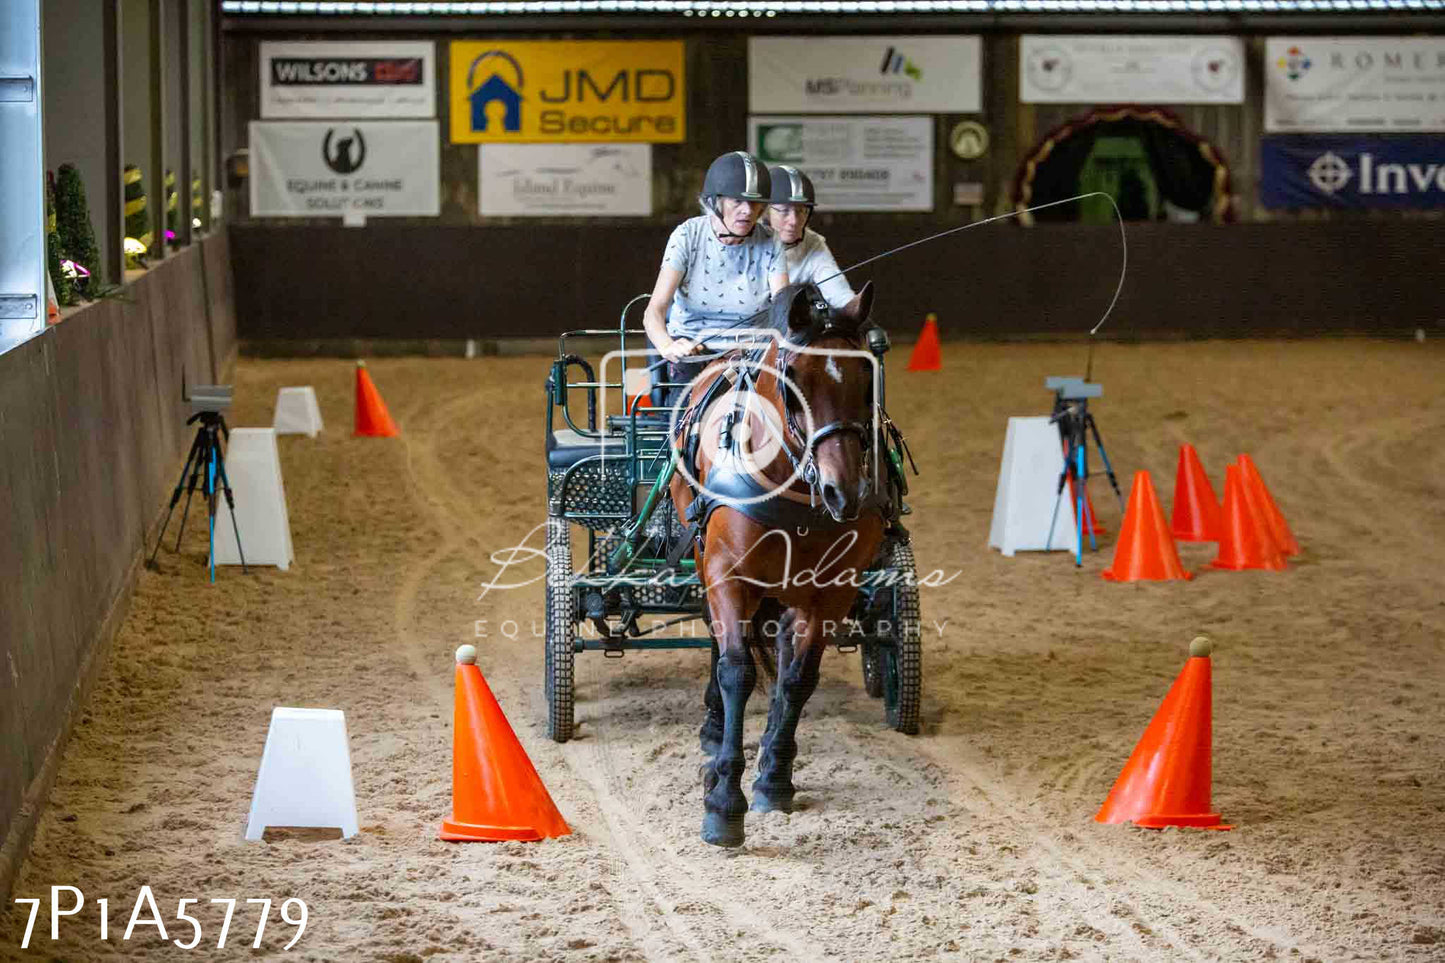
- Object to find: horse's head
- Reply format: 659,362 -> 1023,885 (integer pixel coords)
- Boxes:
771,281 -> 878,522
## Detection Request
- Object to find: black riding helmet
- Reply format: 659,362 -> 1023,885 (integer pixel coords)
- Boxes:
701,151 -> 771,211
768,164 -> 816,207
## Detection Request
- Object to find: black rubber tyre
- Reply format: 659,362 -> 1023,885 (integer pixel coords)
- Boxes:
880,540 -> 922,735
861,642 -> 884,698
545,516 -> 576,742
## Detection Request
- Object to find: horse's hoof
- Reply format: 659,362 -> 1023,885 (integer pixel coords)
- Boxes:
701,811 -> 746,848
750,789 -> 795,814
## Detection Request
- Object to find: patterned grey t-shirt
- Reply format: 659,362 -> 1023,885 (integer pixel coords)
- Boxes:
661,216 -> 786,344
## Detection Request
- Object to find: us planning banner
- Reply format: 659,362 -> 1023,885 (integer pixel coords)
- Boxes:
750,116 -> 933,212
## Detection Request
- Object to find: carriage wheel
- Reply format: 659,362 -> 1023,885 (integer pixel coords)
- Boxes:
861,642 -> 884,698
545,516 -> 576,742
881,540 -> 922,735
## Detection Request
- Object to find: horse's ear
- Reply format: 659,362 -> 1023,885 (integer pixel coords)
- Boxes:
838,281 -> 874,326
775,284 -> 814,332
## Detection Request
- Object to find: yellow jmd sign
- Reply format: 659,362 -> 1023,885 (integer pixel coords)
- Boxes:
449,41 -> 685,143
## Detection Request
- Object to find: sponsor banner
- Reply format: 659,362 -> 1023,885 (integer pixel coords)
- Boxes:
1020,35 -> 1244,105
749,36 -> 980,114
1260,135 -> 1445,208
1266,37 -> 1445,132
260,41 -> 435,119
449,41 -> 684,143
249,121 -> 440,217
749,116 -> 933,212
479,144 -> 651,216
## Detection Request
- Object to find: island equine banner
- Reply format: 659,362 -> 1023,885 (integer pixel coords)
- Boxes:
449,41 -> 685,144
1260,135 -> 1445,209
479,144 -> 652,216
1265,37 -> 1445,132
1019,36 -> 1245,105
748,36 -> 981,114
260,42 -> 436,119
249,121 -> 440,217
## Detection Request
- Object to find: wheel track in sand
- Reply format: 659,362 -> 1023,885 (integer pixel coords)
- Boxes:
390,376 -> 815,961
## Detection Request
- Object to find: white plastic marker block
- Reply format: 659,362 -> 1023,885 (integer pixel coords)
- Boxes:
988,416 -> 1078,557
212,427 -> 295,570
245,708 -> 360,842
273,386 -> 324,438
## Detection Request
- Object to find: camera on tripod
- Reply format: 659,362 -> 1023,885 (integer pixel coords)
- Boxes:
187,385 -> 233,417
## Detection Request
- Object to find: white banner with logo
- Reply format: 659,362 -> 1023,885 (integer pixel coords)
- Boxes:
1265,37 -> 1445,132
1020,36 -> 1244,104
260,41 -> 436,119
748,116 -> 933,212
478,144 -> 652,216
749,37 -> 981,114
249,121 -> 440,217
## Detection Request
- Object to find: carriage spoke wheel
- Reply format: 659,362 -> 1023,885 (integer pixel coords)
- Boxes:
545,516 -> 576,742
881,540 -> 922,735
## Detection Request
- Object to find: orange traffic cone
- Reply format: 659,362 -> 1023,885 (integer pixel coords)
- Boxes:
1209,464 -> 1286,571
440,646 -> 571,842
1237,454 -> 1299,556
1170,444 -> 1223,542
1095,637 -> 1230,829
1102,471 -> 1192,582
354,361 -> 399,437
907,314 -> 941,371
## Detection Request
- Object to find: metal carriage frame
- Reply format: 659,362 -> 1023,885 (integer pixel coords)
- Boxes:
541,300 -> 922,743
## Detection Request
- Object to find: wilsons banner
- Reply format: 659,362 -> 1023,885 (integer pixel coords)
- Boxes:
479,144 -> 652,216
260,42 -> 435,119
1020,36 -> 1244,105
1265,37 -> 1445,132
1260,135 -> 1445,209
449,41 -> 685,143
749,36 -> 981,114
249,121 -> 440,217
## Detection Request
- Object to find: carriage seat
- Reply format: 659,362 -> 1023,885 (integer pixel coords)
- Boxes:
546,428 -> 626,469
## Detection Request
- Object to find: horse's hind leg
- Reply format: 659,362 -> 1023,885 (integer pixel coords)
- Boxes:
700,639 -> 723,756
701,609 -> 757,848
752,613 -> 824,814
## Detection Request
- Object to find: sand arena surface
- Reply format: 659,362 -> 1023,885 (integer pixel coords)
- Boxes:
4,341 -> 1444,962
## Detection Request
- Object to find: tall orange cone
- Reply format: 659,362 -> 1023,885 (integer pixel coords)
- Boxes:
354,361 -> 400,437
440,645 -> 571,842
1170,444 -> 1223,542
1237,454 -> 1299,556
1096,637 -> 1230,829
907,313 -> 942,371
1209,464 -> 1286,571
1102,471 -> 1192,582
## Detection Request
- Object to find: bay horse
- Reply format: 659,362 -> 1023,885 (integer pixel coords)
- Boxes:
668,281 -> 890,848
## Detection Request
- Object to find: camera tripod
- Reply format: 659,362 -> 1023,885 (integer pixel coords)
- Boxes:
1044,381 -> 1124,567
147,410 -> 248,582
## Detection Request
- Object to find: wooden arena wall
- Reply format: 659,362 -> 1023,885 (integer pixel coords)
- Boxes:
0,235 -> 236,898
229,219 -> 1443,343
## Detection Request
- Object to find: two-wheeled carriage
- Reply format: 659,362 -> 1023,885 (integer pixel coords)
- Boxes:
541,295 -> 922,744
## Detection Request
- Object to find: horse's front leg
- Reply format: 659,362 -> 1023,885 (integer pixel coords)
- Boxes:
752,609 -> 823,814
700,638 -> 723,756
701,591 -> 758,848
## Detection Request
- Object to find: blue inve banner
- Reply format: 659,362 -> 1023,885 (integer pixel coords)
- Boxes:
1260,135 -> 1445,209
